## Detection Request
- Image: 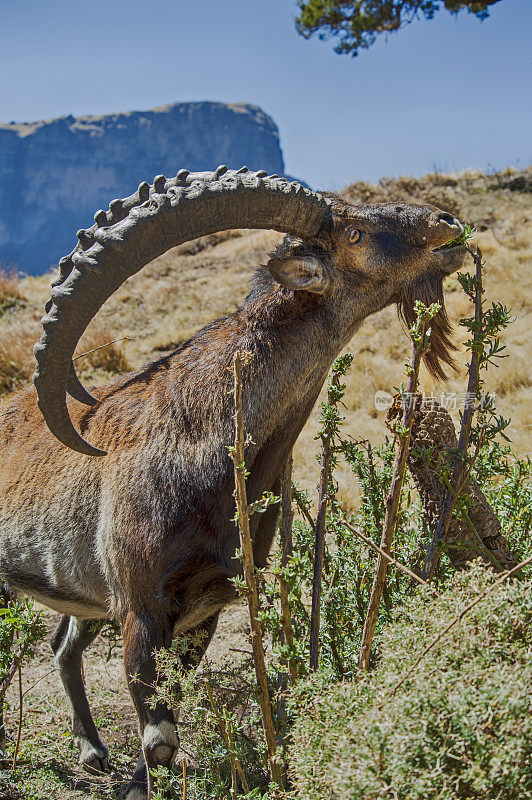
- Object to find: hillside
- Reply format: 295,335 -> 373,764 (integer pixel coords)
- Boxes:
0,101 -> 284,274
1,166 -> 530,507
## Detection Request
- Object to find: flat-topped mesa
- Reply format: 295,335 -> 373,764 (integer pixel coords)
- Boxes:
0,101 -> 285,274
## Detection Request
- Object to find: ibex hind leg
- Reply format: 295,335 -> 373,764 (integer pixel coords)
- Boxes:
51,615 -> 110,773
123,611 -> 219,800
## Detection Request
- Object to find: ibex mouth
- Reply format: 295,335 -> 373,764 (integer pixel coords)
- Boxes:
432,237 -> 466,253
431,238 -> 467,276
431,220 -> 474,258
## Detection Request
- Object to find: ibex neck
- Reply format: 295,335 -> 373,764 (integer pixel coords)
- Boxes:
235,285 -> 360,452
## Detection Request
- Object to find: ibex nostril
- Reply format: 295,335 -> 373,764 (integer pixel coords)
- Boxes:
438,211 -> 458,226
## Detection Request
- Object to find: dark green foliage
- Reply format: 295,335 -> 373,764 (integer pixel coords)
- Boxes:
0,597 -> 45,689
474,442 -> 532,564
288,564 -> 532,799
296,1 -> 502,56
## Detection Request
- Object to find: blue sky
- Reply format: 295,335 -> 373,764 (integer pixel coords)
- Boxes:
1,0 -> 530,189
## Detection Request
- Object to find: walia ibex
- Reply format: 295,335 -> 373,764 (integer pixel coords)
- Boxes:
0,166 -> 465,798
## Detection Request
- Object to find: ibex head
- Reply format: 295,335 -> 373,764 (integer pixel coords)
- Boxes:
33,167 -> 465,457
267,195 -> 465,380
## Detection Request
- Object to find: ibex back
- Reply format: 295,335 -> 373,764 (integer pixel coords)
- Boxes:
0,167 -> 465,798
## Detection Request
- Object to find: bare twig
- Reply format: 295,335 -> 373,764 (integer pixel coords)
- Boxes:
0,639 -> 31,705
232,351 -> 284,790
182,757 -> 187,800
298,501 -> 317,532
276,454 -> 297,739
358,309 -> 434,671
309,372 -> 340,672
278,454 -> 298,687
228,648 -> 254,657
339,517 -> 437,594
205,683 -> 236,792
11,634 -> 23,770
423,247 -> 483,579
389,555 -> 532,697
205,681 -> 248,796
226,706 -> 249,794
72,336 -> 131,361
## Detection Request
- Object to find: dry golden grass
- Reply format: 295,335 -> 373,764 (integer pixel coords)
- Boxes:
0,270 -> 39,392
0,278 -> 129,394
74,321 -> 130,377
0,269 -> 25,315
1,168 -> 530,507
0,320 -> 40,395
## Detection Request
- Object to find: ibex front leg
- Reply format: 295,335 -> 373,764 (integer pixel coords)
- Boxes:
122,610 -> 178,800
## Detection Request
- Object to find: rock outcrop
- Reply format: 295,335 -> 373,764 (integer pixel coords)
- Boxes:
0,102 -> 285,275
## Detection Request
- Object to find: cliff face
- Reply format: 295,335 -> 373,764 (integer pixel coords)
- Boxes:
0,102 -> 285,275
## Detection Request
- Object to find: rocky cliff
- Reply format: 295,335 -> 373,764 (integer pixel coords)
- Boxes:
0,102 -> 285,275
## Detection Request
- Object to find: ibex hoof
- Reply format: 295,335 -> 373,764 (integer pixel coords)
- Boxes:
78,739 -> 110,773
143,720 -> 179,767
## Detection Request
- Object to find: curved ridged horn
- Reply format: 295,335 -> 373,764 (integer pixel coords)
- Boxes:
66,362 -> 98,406
34,167 -> 332,457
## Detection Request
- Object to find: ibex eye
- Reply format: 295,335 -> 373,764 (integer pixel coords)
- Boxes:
346,227 -> 361,245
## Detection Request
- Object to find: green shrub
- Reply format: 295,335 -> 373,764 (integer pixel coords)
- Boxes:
288,563 -> 532,800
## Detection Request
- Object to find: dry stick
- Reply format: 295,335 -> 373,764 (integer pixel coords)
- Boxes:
339,518 -> 437,594
205,681 -> 238,797
205,680 -> 249,795
309,372 -> 340,672
358,316 -> 431,672
182,758 -> 187,800
0,614 -> 34,706
226,709 -> 250,795
389,555 -> 532,697
298,501 -> 316,533
232,352 -> 284,790
72,336 -> 132,361
423,247 -> 483,579
276,455 -> 297,744
0,651 -> 26,706
279,454 -> 298,687
11,634 -> 23,770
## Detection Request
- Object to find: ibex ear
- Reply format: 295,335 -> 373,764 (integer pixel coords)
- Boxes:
267,254 -> 330,294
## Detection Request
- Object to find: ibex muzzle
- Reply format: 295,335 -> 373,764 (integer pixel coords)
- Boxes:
0,167 -> 465,798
